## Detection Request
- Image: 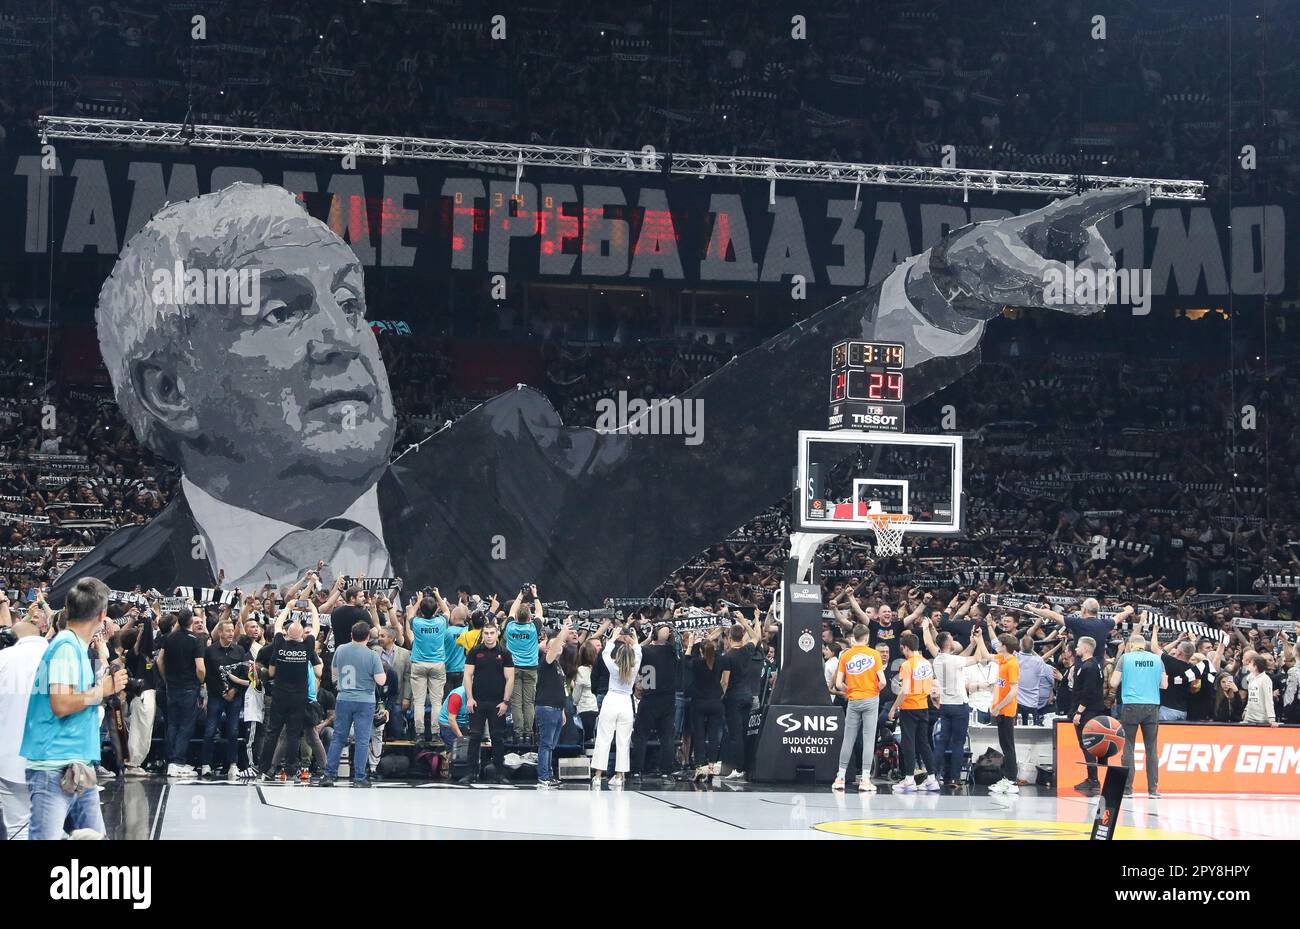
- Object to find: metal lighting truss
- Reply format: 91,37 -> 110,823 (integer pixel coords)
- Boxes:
37,115 -> 1206,201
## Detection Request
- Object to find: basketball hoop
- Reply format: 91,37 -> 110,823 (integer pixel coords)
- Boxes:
866,513 -> 913,557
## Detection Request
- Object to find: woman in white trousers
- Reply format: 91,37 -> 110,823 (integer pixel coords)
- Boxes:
591,625 -> 641,788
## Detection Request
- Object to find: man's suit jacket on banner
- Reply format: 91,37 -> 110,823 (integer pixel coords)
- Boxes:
50,259 -> 977,606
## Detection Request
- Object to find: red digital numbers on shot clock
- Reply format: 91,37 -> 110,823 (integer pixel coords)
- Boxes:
848,370 -> 904,402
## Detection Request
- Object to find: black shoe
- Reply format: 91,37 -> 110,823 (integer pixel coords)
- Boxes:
547,778 -> 563,788
354,778 -> 373,788
1074,779 -> 1100,791
1122,786 -> 1133,797
317,775 -> 335,787
457,775 -> 476,786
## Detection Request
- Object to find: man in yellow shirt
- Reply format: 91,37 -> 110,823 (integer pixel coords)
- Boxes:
831,624 -> 886,792
887,632 -> 938,792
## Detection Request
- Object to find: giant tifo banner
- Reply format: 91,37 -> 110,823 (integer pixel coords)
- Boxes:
1055,721 -> 1300,796
0,148 -> 1269,606
2,147 -> 1293,294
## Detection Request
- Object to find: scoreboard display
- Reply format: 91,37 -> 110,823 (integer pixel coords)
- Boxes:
828,341 -> 906,433
829,369 -> 905,403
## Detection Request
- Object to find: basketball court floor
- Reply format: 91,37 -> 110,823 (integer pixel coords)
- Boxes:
96,779 -> 1298,841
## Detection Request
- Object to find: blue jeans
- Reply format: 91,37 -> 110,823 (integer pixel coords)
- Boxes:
1158,706 -> 1187,722
535,705 -> 564,782
200,696 -> 242,768
933,703 -> 970,783
26,768 -> 104,840
325,700 -> 375,781
166,687 -> 201,765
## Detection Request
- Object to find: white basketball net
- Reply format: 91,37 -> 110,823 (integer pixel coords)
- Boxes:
867,514 -> 913,557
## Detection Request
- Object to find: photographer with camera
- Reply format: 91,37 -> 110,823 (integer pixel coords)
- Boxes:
443,599 -> 469,692
200,619 -> 251,781
20,577 -> 128,840
505,584 -> 542,743
406,586 -> 449,745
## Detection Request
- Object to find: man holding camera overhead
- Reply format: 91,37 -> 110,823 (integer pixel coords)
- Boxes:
504,584 -> 543,742
406,586 -> 450,745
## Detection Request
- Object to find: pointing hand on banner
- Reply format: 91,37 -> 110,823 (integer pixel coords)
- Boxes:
924,186 -> 1149,319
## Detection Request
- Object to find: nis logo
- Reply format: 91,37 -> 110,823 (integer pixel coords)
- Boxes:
50,860 -> 152,910
776,713 -> 840,734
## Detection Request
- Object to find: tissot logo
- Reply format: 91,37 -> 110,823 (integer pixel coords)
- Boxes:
50,860 -> 152,909
776,712 -> 840,733
850,412 -> 900,427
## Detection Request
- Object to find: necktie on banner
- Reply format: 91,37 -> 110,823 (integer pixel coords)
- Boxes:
228,519 -> 390,592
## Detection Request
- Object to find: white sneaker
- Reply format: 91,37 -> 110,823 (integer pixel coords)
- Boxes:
609,774 -> 625,789
858,778 -> 877,793
95,765 -> 116,779
590,773 -> 602,789
723,769 -> 746,781
122,765 -> 149,778
897,780 -> 918,793
831,777 -> 846,791
988,779 -> 1008,793
200,766 -> 213,778
921,775 -> 940,792
1004,782 -> 1019,794
710,762 -> 722,776
226,766 -> 240,783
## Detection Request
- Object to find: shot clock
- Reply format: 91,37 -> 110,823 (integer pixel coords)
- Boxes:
827,340 -> 907,433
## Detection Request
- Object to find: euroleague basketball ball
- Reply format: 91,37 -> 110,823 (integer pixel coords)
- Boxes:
1081,716 -> 1125,759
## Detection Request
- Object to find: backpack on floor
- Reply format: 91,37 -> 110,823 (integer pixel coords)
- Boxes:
413,748 -> 442,780
449,737 -> 474,780
376,753 -> 410,779
972,747 -> 1005,785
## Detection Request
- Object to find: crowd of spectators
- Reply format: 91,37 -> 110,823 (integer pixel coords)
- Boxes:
1,0 -> 1298,197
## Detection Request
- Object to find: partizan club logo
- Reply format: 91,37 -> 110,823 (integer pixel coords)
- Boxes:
798,631 -> 815,652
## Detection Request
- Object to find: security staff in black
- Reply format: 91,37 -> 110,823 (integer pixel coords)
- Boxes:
460,623 -> 515,784
1069,635 -> 1108,791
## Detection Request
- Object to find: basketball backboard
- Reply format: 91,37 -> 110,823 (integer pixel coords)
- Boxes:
796,429 -> 963,535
